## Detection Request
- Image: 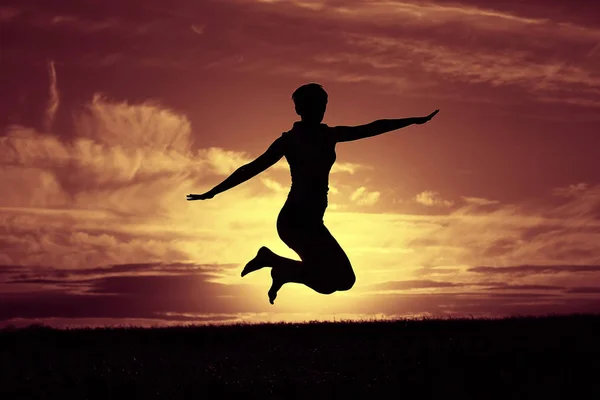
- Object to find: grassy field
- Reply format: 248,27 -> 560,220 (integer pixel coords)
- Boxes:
1,314 -> 599,398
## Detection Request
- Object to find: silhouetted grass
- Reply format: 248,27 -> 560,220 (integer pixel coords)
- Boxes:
1,314 -> 599,398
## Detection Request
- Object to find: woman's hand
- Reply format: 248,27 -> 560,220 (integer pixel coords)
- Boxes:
414,109 -> 439,125
186,191 -> 215,201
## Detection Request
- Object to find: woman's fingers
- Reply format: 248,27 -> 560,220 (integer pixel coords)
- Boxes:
186,193 -> 213,200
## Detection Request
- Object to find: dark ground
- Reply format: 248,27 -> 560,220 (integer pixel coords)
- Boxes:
1,314 -> 599,399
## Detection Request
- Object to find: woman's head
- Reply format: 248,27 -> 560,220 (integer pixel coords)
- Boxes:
292,83 -> 328,124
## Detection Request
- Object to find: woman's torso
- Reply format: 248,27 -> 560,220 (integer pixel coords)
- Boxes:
281,121 -> 336,211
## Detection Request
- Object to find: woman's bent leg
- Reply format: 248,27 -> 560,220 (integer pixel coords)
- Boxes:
260,200 -> 356,303
270,225 -> 356,301
298,224 -> 356,292
255,249 -> 337,304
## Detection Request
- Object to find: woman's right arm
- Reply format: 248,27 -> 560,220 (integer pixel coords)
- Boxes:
187,136 -> 285,200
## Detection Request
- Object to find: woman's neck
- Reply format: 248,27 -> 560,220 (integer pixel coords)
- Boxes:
295,120 -> 324,128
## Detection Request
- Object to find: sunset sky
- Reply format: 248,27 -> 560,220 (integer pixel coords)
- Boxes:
1,0 -> 599,327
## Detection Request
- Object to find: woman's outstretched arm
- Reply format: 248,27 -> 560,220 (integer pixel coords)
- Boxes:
332,109 -> 439,143
187,137 -> 285,200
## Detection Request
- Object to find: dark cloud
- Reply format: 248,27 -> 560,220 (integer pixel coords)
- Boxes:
367,279 -> 465,291
565,287 -> 600,294
482,238 -> 518,257
407,238 -> 440,247
485,284 -> 566,291
468,265 -> 600,275
0,266 -> 23,275
3,0 -> 599,106
475,293 -> 559,298
2,262 -> 238,284
6,278 -> 88,287
0,272 -> 267,322
413,267 -> 459,276
338,291 -> 600,317
1,272 -> 597,323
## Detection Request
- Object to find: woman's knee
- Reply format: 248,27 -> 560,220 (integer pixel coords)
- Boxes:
304,253 -> 355,293
309,277 -> 341,295
337,271 -> 356,291
315,269 -> 355,293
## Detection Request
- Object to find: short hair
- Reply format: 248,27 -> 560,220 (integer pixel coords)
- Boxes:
292,83 -> 328,113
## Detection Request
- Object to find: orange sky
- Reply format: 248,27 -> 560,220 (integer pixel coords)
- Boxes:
1,0 -> 599,327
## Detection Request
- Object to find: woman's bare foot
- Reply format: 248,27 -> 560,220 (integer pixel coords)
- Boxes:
241,246 -> 272,277
268,267 -> 285,305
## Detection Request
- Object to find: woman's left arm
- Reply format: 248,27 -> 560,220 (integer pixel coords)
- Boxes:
332,109 -> 439,143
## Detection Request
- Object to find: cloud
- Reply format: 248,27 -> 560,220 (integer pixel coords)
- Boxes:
552,183 -> 590,198
0,92 -> 266,214
350,186 -> 380,206
468,265 -> 600,275
330,161 -> 364,174
4,261 -> 239,282
2,260 -> 597,325
197,147 -> 252,175
190,24 -> 205,35
366,279 -> 465,291
0,260 -> 278,324
210,0 -> 600,108
43,60 -> 60,132
0,275 -> 265,322
5,0 -> 599,113
75,94 -> 192,152
462,197 -> 500,206
416,183 -> 600,267
414,190 -> 454,207
484,284 -> 565,291
566,287 -> 600,294
260,177 -> 287,193
0,7 -> 20,22
243,0 -> 547,27
538,96 -> 600,109
0,78 -> 278,272
48,14 -> 119,33
329,291 -> 600,318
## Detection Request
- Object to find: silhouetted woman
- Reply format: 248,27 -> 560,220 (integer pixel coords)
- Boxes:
187,83 -> 438,304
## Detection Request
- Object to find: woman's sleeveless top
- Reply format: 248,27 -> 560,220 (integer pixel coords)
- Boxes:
281,121 -> 336,207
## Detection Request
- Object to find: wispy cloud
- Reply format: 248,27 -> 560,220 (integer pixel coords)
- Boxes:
5,0 -> 599,109
462,197 -> 499,206
260,177 -> 287,193
469,265 -> 600,275
350,186 -> 381,206
215,0 -> 600,107
566,287 -> 600,294
190,24 -> 205,35
0,6 -> 20,22
414,190 -> 454,207
366,279 -> 465,291
43,60 -> 59,133
48,14 -> 119,33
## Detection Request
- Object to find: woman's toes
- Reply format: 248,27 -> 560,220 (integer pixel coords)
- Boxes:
268,268 -> 284,304
241,247 -> 269,277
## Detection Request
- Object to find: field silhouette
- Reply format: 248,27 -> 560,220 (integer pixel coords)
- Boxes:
2,314 -> 599,398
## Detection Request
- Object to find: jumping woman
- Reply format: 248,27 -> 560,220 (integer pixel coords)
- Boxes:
187,83 -> 439,304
